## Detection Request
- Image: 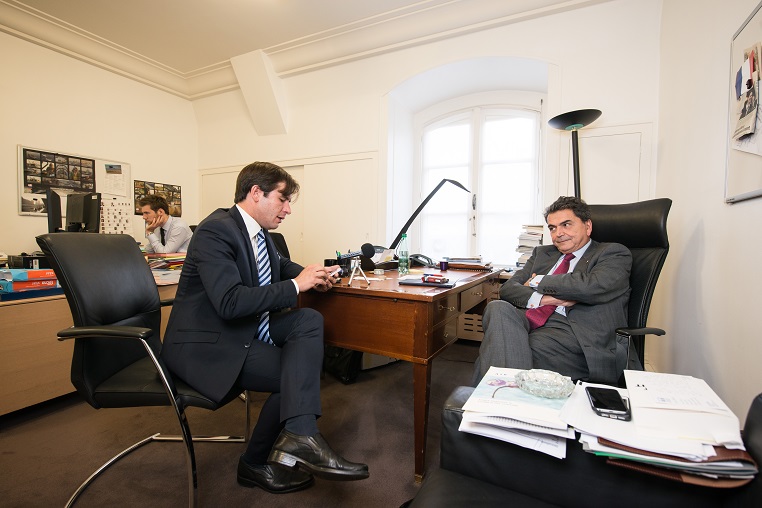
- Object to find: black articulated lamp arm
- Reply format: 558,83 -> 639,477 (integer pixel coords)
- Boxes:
389,178 -> 470,250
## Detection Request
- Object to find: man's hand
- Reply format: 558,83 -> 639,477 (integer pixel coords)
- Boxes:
295,264 -> 341,293
540,295 -> 576,308
145,213 -> 168,234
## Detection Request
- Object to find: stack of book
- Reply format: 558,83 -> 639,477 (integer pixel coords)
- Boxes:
460,367 -> 575,459
559,371 -> 757,487
0,268 -> 63,301
516,225 -> 543,266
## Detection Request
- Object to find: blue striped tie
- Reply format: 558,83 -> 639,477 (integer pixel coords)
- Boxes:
255,230 -> 273,345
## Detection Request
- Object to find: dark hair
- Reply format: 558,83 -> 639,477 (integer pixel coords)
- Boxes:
138,194 -> 169,214
543,196 -> 591,222
234,161 -> 300,203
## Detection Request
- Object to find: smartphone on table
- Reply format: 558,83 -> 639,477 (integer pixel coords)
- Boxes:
585,386 -> 631,421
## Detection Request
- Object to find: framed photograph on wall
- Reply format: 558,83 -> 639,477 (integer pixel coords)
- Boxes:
18,147 -> 95,215
725,1 -> 762,204
134,179 -> 183,217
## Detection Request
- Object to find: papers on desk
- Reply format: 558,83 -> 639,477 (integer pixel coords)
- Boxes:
152,269 -> 181,285
460,367 -> 573,458
558,373 -> 756,487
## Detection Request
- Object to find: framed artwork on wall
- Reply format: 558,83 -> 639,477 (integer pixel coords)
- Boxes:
725,1 -> 762,204
134,180 -> 183,217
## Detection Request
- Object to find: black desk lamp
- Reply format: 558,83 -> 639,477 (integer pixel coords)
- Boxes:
548,108 -> 601,198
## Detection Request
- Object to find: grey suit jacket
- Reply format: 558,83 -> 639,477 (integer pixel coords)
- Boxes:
501,240 -> 633,384
162,206 -> 303,403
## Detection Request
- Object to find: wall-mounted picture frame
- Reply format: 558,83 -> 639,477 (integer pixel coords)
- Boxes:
725,1 -> 762,204
134,179 -> 183,217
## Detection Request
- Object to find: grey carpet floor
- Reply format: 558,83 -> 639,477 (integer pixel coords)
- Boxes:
0,340 -> 480,507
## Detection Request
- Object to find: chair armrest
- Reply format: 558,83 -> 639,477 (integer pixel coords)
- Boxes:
160,298 -> 174,307
616,326 -> 665,337
57,325 -> 154,341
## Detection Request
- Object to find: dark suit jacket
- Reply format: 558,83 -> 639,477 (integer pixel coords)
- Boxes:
501,240 -> 633,384
162,206 -> 303,402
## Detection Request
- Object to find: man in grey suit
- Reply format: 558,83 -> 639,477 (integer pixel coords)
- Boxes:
163,162 -> 368,495
472,196 -> 635,386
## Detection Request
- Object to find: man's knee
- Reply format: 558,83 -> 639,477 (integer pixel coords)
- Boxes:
292,307 -> 323,331
484,300 -> 523,328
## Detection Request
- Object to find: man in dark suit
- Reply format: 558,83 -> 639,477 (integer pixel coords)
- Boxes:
162,162 -> 368,495
472,196 -> 636,386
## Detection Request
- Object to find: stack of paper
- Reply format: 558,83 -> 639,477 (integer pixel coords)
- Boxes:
559,371 -> 757,487
145,252 -> 186,270
460,367 -> 575,459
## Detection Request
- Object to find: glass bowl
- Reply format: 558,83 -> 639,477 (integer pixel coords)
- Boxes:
515,369 -> 574,399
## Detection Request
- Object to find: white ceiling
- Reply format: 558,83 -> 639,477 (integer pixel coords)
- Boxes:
1,0 -> 608,99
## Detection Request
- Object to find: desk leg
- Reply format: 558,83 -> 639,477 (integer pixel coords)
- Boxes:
413,361 -> 432,483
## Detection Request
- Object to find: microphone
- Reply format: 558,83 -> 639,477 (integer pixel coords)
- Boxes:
339,243 -> 375,259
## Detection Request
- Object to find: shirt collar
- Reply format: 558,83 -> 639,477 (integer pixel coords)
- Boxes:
570,238 -> 591,258
161,214 -> 173,230
235,203 -> 263,241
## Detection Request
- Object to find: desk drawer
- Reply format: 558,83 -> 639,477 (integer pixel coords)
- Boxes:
434,293 -> 459,326
432,317 -> 458,354
460,282 -> 488,312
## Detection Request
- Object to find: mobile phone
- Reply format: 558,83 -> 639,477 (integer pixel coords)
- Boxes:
585,386 -> 631,421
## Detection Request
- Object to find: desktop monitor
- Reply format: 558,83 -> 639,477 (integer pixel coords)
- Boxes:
65,192 -> 101,232
45,188 -> 63,233
46,189 -> 101,233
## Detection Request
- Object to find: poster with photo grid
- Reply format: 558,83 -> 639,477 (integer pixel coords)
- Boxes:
133,180 -> 183,217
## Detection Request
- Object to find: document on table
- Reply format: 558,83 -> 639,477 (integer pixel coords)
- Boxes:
559,382 -> 714,459
459,419 -> 570,459
462,367 -> 570,430
624,371 -> 742,448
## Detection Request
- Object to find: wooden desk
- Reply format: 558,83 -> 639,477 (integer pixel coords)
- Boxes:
0,284 -> 177,415
299,269 -> 499,481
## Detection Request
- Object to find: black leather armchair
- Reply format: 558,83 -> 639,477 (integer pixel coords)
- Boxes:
36,233 -> 249,508
406,386 -> 762,508
588,198 -> 671,371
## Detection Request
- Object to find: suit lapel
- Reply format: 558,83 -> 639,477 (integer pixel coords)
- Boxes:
228,207 -> 258,284
571,239 -> 599,273
262,231 -> 280,283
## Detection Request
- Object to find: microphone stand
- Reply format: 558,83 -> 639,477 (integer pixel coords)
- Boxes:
348,257 -> 370,286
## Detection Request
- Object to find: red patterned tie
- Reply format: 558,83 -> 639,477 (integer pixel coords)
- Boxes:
525,253 -> 575,330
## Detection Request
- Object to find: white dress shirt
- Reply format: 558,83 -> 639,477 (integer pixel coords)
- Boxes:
144,214 -> 193,254
235,204 -> 299,294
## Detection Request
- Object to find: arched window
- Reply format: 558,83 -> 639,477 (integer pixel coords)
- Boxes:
415,97 -> 542,266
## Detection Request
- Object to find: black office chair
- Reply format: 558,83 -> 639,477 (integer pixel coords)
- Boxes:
588,198 -> 671,372
269,231 -> 290,258
36,233 -> 249,508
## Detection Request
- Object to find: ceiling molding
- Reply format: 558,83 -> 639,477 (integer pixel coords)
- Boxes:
0,0 -> 609,100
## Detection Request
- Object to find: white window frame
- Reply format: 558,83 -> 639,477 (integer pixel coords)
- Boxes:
412,91 -> 545,265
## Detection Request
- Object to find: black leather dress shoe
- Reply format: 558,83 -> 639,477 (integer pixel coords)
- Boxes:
268,430 -> 370,481
237,455 -> 314,494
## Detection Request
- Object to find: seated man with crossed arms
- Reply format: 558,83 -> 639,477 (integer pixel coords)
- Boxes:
472,196 -> 635,386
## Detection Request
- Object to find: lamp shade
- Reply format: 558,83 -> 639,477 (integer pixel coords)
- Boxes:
547,109 -> 602,199
548,109 -> 602,131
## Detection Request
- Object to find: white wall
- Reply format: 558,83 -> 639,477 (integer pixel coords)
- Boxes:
0,31 -> 199,255
651,0 -> 762,421
194,0 -> 663,245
